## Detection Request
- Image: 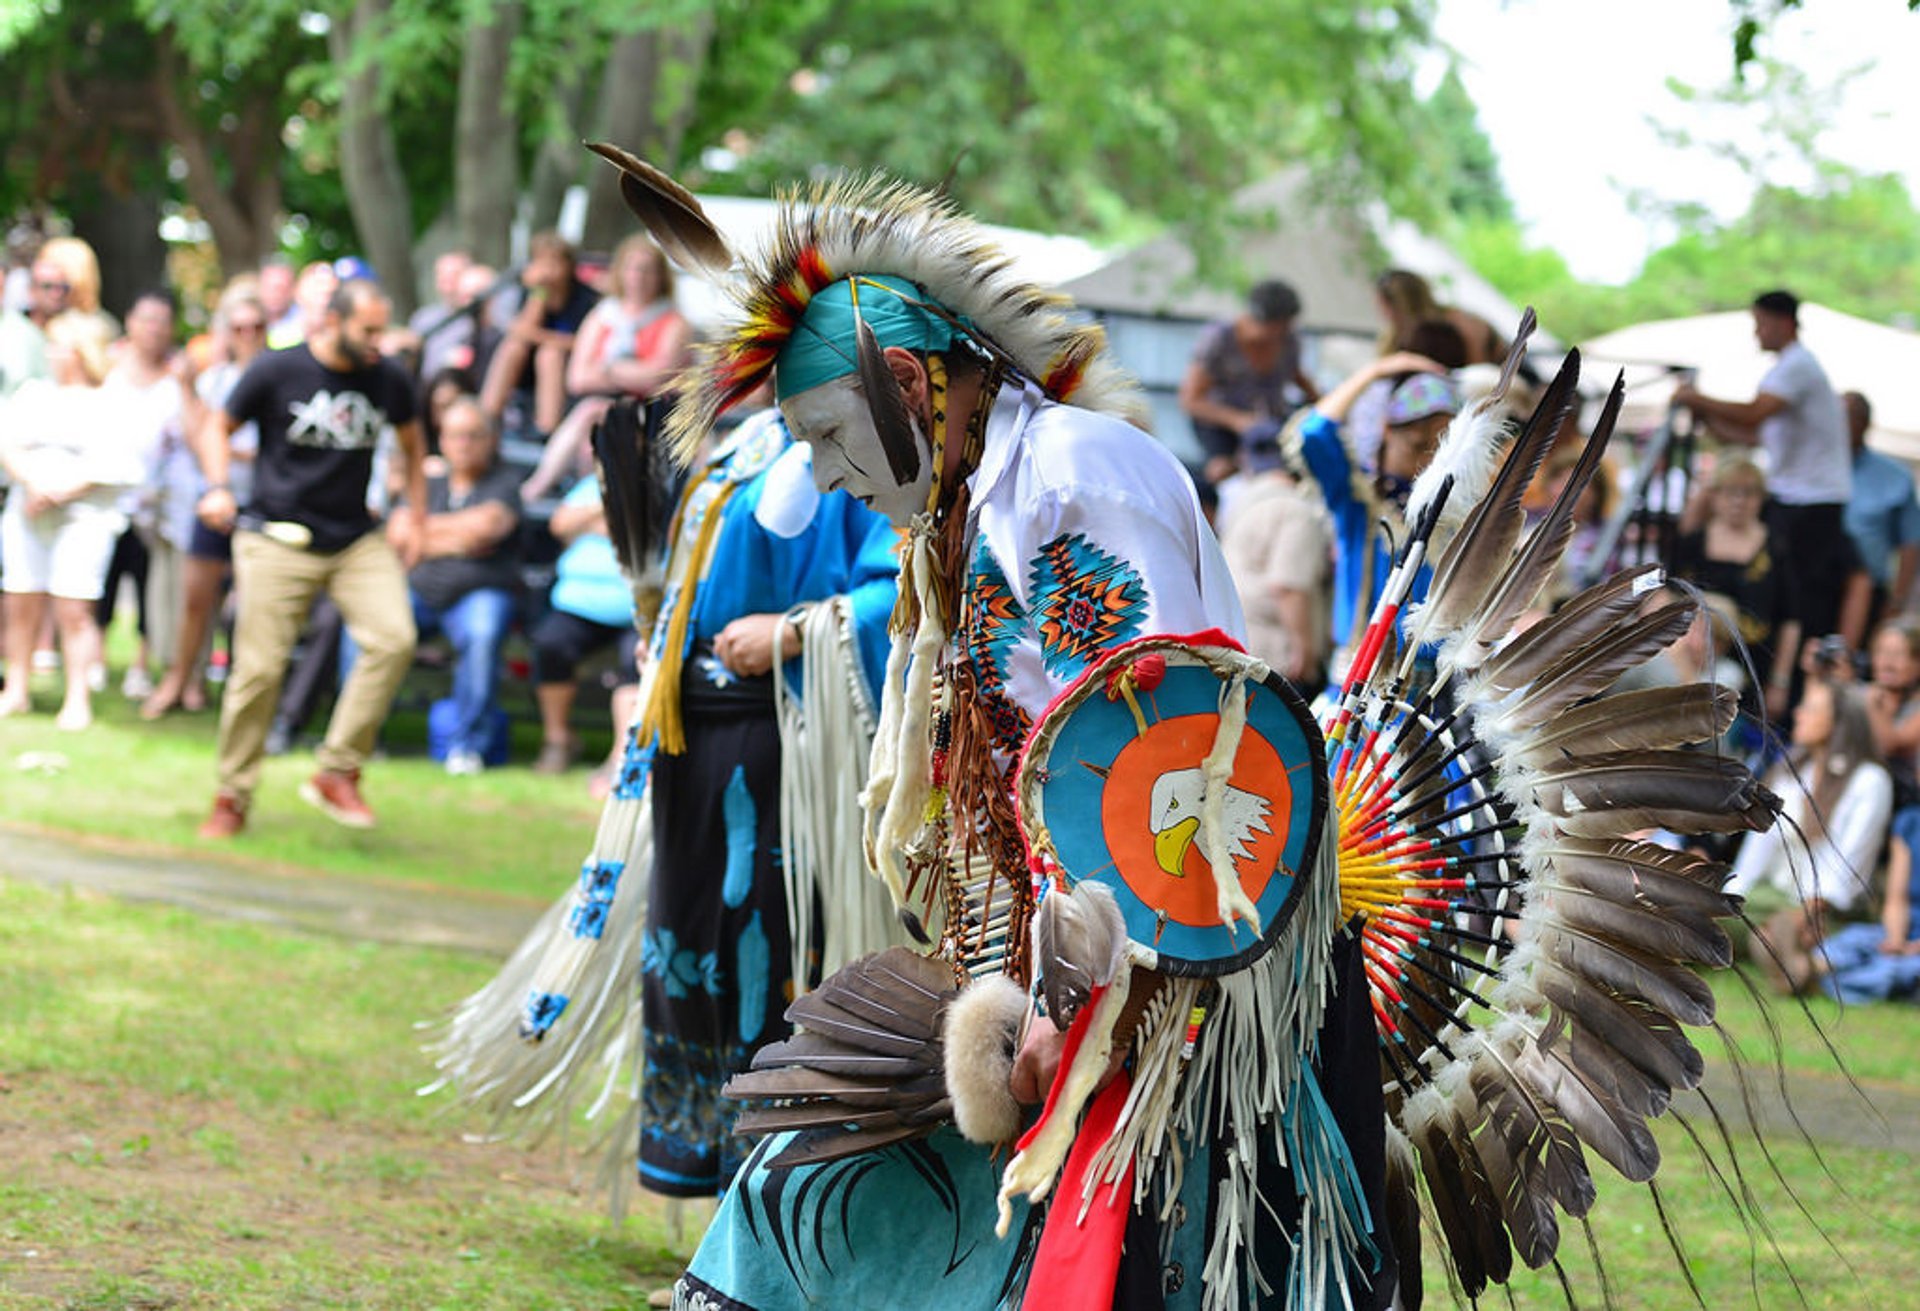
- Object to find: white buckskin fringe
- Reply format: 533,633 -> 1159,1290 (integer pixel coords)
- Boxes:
774,596 -> 898,991
1177,810 -> 1373,1311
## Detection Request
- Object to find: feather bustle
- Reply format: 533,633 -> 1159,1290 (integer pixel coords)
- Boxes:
1476,565 -> 1667,697
1450,374 -> 1627,667
1514,684 -> 1739,765
1414,342 -> 1577,639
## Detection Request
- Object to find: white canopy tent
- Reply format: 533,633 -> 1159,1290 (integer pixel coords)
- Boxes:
1580,304 -> 1920,461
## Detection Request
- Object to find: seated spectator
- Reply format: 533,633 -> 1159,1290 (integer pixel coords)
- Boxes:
396,397 -> 522,775
421,366 -> 478,455
519,236 -> 692,501
1177,279 -> 1318,489
1731,678 -> 1891,992
479,232 -> 599,445
1374,267 -> 1509,367
1816,826 -> 1920,1004
400,250 -> 474,382
1863,618 -> 1920,793
1669,457 -> 1799,723
529,475 -> 637,792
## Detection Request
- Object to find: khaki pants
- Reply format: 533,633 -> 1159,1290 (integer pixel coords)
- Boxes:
216,529 -> 417,801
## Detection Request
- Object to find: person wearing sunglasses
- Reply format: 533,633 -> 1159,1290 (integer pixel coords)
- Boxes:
0,254 -> 66,397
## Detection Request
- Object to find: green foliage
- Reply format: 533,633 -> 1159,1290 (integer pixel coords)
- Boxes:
1630,174 -> 1920,319
4,0 -> 1460,284
1421,64 -> 1512,224
1459,50 -> 1920,342
686,0 -> 1442,250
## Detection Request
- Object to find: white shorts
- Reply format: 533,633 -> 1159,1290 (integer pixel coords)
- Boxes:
0,495 -> 126,600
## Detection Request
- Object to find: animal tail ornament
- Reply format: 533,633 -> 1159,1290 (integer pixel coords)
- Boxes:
1329,334 -> 1807,1301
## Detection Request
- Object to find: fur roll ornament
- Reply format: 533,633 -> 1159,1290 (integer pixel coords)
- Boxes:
943,975 -> 1030,1145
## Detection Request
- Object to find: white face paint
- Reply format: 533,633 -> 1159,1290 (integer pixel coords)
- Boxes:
780,376 -> 934,527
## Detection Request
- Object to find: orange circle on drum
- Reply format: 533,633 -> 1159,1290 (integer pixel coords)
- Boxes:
1098,712 -> 1291,929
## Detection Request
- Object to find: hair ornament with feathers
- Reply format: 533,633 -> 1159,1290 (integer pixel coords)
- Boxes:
587,145 -> 1144,462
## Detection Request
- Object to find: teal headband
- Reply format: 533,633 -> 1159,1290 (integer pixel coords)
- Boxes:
773,275 -> 962,399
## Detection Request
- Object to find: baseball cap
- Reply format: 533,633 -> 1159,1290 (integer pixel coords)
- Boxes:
1385,372 -> 1459,426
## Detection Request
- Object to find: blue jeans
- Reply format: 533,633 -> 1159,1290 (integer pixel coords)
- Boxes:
341,587 -> 516,757
417,588 -> 515,755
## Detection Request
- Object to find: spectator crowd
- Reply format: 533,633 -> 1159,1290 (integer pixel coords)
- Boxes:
0,231 -> 692,835
2,234 -> 1915,1007
1187,275 -> 1920,1007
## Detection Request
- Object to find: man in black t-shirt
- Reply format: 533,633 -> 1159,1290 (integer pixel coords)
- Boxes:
194,279 -> 427,838
395,395 -> 521,776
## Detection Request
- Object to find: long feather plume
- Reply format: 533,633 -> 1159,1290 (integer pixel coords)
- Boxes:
1487,599 -> 1698,737
1475,564 -> 1667,697
1412,336 -> 1574,640
587,141 -> 736,279
1448,374 -> 1627,669
1406,308 -> 1541,548
853,298 -> 921,484
1512,684 -> 1739,767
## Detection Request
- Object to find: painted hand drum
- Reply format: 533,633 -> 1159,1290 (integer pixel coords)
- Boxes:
1014,637 -> 1327,977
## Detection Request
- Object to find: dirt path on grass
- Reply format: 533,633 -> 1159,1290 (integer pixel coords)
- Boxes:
0,822 -> 541,957
6,819 -> 1919,1161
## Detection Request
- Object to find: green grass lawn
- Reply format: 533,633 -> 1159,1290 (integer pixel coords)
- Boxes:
3,647 -> 1915,1307
2,873 -> 1915,1309
0,878 -> 685,1310
0,659 -> 611,901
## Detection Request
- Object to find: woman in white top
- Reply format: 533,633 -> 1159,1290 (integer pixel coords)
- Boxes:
0,318 -> 146,729
1730,677 -> 1892,987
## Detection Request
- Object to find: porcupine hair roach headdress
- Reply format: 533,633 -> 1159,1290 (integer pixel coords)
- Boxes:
584,144 -> 1146,463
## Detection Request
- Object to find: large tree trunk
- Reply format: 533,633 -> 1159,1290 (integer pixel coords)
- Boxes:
453,0 -> 522,268
329,0 -> 418,317
525,35 -> 598,240
148,35 -> 283,279
579,11 -> 716,256
68,150 -> 168,321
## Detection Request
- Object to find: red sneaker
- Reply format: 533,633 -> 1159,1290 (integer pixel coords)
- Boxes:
300,768 -> 376,829
198,793 -> 247,840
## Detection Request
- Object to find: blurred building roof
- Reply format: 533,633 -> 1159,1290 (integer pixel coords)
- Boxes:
1056,169 -> 1539,344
